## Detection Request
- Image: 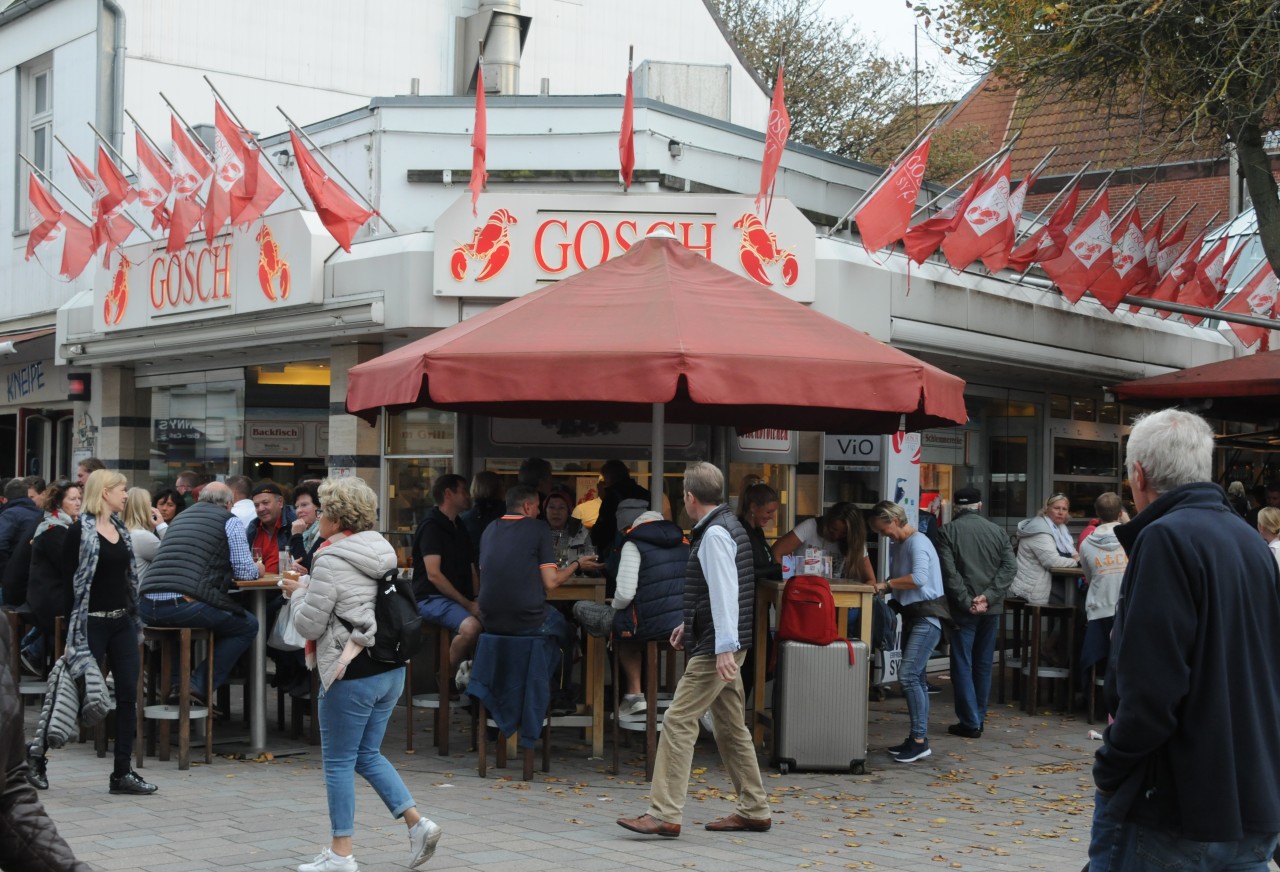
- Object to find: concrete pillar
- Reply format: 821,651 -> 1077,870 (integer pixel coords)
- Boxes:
91,364 -> 153,485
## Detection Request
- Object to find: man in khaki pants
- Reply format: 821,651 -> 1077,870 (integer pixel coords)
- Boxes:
617,462 -> 770,838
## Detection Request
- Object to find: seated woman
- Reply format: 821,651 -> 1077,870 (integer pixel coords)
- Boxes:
737,483 -> 782,582
772,501 -> 874,582
543,489 -> 589,565
573,510 -> 687,716
1009,493 -> 1080,605
289,480 -> 324,572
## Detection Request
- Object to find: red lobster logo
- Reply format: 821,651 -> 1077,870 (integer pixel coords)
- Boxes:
104,254 -> 130,326
257,225 -> 291,302
733,213 -> 798,287
451,209 -> 517,282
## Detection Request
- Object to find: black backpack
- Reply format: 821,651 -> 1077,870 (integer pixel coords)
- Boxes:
341,569 -> 423,665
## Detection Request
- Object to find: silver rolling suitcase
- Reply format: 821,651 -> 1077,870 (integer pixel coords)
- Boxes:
773,639 -> 868,774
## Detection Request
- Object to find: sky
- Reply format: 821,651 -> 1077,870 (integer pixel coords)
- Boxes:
817,0 -> 980,100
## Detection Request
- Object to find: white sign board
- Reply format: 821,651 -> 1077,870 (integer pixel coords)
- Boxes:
434,192 -> 816,302
824,434 -> 882,462
1,359 -> 68,406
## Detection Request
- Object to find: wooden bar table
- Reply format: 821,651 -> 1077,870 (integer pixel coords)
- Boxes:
751,578 -> 877,749
548,575 -> 607,758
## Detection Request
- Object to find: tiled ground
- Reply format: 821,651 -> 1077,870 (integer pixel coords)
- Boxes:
24,677 -> 1109,871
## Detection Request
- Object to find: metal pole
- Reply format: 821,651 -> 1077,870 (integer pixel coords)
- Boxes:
159,92 -> 215,159
1009,161 -> 1092,248
909,137 -> 1015,220
1141,196 -> 1177,231
1121,294 -> 1277,330
202,76 -> 308,210
276,105 -> 398,232
649,403 -> 664,515
19,154 -> 93,222
86,122 -> 157,242
1158,205 -> 1198,245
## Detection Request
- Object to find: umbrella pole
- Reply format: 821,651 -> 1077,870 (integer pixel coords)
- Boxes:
651,403 -> 665,514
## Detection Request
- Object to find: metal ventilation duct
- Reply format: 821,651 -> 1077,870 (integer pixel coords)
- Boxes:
456,1 -> 531,96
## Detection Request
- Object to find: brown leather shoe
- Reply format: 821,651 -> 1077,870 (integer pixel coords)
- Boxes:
617,814 -> 681,837
704,813 -> 772,832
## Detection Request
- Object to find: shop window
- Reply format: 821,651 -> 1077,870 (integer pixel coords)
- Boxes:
385,409 -> 457,549
149,378 -> 246,487
1071,397 -> 1097,422
1050,394 -> 1071,419
1053,438 -> 1119,477
1098,401 -> 1121,425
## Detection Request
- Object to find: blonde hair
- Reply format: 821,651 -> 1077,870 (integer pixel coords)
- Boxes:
318,476 -> 378,533
1259,507 -> 1280,538
82,468 -> 127,517
123,487 -> 153,531
870,500 -> 909,527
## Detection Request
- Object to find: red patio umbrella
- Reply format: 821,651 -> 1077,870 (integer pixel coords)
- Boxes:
1111,350 -> 1280,422
346,235 -> 967,435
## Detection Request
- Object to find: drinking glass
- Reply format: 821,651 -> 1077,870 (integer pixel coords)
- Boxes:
251,546 -> 263,564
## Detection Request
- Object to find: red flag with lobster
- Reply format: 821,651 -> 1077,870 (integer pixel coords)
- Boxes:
756,63 -> 790,222
1179,236 -> 1242,326
1147,228 -> 1206,319
134,130 -> 173,230
942,153 -> 1012,272
25,174 -> 64,260
902,170 -> 983,266
619,59 -> 635,191
1041,189 -> 1112,304
168,114 -> 214,253
1220,258 -> 1279,349
95,145 -> 136,260
470,63 -> 488,217
1089,205 -> 1146,312
1006,184 -> 1078,272
289,128 -> 374,252
855,136 -> 931,255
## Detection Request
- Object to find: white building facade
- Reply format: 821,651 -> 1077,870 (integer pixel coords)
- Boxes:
1,0 -> 1242,544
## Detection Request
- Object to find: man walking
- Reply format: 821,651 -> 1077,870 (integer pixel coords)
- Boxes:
935,486 -> 1015,739
617,462 -> 769,838
1089,409 -> 1280,870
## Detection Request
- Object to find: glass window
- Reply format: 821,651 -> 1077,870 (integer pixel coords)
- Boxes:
19,56 -> 53,225
1122,405 -> 1141,425
1098,402 -> 1121,425
988,436 -> 1029,519
387,409 -> 455,455
1072,397 -> 1097,421
149,378 -> 246,486
1050,395 -> 1071,419
33,70 -> 49,114
1053,438 -> 1119,477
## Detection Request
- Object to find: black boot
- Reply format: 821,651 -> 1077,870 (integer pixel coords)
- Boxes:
25,748 -> 48,791
109,770 -> 158,796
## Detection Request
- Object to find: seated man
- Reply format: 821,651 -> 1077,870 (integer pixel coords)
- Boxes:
478,486 -> 602,713
574,510 -> 687,716
414,474 -> 482,674
138,482 -> 261,706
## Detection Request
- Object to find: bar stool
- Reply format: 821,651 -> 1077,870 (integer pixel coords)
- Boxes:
406,623 -> 453,754
137,626 -> 215,770
611,638 -> 675,780
1019,604 -> 1076,714
997,598 -> 1028,704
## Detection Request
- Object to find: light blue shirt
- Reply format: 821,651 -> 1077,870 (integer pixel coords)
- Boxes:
890,532 -> 945,629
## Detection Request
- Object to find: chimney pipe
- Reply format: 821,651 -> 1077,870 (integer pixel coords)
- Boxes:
479,1 -> 523,95
410,77 -> 420,96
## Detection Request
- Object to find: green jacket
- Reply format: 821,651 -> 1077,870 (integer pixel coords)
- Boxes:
935,510 -> 1017,616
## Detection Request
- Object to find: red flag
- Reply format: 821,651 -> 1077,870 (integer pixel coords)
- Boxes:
24,174 -> 63,260
1154,221 -> 1187,281
903,170 -> 983,265
619,63 -> 635,191
134,129 -> 173,230
1179,236 -> 1241,325
168,115 -> 214,252
1220,259 -> 1279,348
1042,190 -> 1112,304
1089,206 -> 1145,312
756,63 -> 790,222
95,145 -> 135,260
204,101 -> 246,243
1007,185 -> 1079,272
58,213 -> 97,280
1148,228 -> 1206,319
470,64 -> 488,217
67,149 -> 98,198
289,128 -> 374,252
942,153 -> 1013,271
1129,214 -> 1164,296
210,101 -> 283,230
855,136 -> 931,255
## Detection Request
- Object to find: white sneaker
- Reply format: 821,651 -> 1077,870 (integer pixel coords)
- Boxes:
619,694 -> 647,717
699,710 -> 716,737
298,848 -> 358,872
455,660 -> 472,691
407,817 -> 442,868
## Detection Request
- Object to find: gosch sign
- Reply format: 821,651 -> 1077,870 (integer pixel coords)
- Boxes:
433,192 -> 815,302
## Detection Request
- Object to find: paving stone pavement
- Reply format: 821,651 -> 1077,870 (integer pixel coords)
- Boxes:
25,678 -> 1105,872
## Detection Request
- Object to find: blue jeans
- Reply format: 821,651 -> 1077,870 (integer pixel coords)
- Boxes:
899,619 -> 941,740
318,667 -> 415,838
948,612 -> 998,730
1089,791 -> 1277,870
138,597 -> 259,696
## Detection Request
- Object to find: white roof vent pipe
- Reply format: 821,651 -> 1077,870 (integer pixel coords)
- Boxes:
456,1 -> 531,96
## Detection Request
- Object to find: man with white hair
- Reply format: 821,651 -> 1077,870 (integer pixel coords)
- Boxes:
1089,408 -> 1280,870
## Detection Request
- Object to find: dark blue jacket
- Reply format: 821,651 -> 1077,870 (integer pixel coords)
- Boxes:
613,520 -> 687,641
1095,482 -> 1280,841
0,497 -> 41,577
466,633 -> 560,749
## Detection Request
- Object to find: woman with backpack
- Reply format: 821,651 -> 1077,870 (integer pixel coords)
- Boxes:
281,475 -> 441,872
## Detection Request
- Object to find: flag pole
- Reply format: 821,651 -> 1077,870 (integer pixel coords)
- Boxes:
202,76 -> 308,211
18,154 -> 94,222
1157,204 -> 1196,244
1009,161 -> 1090,248
159,92 -> 216,160
1119,294 -> 1278,330
1141,196 -> 1176,231
1009,167 -> 1117,285
1110,182 -> 1150,227
126,108 -> 207,210
277,105 -> 397,232
827,103 -> 948,236
86,122 -> 158,242
909,132 -> 1020,220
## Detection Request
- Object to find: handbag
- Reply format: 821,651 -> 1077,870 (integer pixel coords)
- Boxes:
268,597 -> 306,651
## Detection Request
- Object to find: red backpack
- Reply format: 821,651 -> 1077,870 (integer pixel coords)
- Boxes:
775,575 -> 837,646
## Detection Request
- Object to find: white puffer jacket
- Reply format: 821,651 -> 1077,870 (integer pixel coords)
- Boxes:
1008,515 -> 1079,604
292,531 -> 398,689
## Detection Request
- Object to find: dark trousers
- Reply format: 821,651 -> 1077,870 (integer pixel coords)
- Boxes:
87,614 -> 139,776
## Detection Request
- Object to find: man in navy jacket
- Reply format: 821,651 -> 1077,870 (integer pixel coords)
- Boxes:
1089,409 -> 1280,869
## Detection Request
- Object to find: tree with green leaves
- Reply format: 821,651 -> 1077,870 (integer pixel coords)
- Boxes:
914,0 -> 1280,274
710,0 -> 940,161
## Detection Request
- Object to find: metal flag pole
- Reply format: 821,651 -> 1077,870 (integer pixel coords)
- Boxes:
159,91 -> 215,160
51,134 -> 157,243
827,103 -> 949,236
202,75 -> 308,210
909,132 -> 1020,221
1008,161 -> 1091,249
1109,182 -> 1150,229
277,105 -> 398,232
1157,204 -> 1197,245
1009,167 -> 1118,285
126,108 -> 207,210
86,122 -> 158,242
19,153 -> 94,222
1140,196 -> 1177,231
1120,294 -> 1276,330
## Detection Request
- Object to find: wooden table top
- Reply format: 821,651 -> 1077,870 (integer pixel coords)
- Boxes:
235,577 -> 283,589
